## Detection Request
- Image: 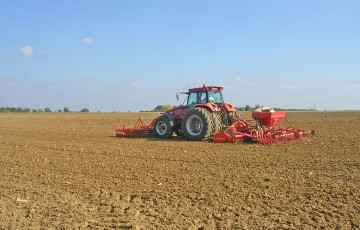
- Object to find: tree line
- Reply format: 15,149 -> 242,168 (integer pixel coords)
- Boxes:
140,104 -> 315,113
0,107 -> 90,113
237,104 -> 278,111
145,104 -> 279,112
1,105 -> 316,113
237,104 -> 316,111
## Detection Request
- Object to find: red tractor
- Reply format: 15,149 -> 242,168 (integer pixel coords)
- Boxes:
152,85 -> 242,141
116,84 -> 314,144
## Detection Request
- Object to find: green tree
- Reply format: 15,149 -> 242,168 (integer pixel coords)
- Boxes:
80,108 -> 89,112
44,107 -> 52,112
244,105 -> 251,111
63,107 -> 70,112
153,105 -> 175,112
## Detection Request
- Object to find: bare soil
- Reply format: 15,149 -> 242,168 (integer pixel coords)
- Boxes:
0,111 -> 359,229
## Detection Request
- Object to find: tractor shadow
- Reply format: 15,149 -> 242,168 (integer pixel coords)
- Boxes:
111,134 -> 213,143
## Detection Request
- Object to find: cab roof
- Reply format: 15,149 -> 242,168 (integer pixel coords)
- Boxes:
188,85 -> 223,93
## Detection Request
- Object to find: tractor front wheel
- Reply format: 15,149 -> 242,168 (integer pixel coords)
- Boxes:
153,116 -> 173,138
182,108 -> 213,141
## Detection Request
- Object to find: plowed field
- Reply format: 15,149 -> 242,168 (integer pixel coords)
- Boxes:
0,111 -> 359,229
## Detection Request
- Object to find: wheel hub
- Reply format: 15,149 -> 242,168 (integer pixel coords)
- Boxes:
186,115 -> 203,136
156,121 -> 168,135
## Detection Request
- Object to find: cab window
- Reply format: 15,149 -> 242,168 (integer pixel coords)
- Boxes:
199,92 -> 207,103
209,90 -> 224,103
187,92 -> 198,106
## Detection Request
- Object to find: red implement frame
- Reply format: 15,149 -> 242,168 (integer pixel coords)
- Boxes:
116,116 -> 155,137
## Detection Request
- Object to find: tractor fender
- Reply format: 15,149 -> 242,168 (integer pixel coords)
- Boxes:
194,103 -> 218,112
223,103 -> 236,112
164,113 -> 176,127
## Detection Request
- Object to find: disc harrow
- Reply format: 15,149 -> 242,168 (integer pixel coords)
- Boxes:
116,116 -> 155,137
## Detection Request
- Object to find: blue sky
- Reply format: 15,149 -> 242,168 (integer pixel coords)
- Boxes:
1,0 -> 359,111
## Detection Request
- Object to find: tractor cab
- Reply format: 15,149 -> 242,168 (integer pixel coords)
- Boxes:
176,85 -> 224,107
187,87 -> 224,106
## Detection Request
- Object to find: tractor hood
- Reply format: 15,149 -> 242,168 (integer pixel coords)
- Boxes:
164,105 -> 187,120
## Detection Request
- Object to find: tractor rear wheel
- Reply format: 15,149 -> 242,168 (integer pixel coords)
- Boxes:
153,116 -> 173,138
182,107 -> 213,141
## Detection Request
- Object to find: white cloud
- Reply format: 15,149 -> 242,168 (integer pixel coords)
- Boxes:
346,83 -> 360,90
234,77 -> 257,86
81,37 -> 95,44
280,84 -> 301,91
222,85 -> 233,90
20,45 -> 33,56
131,82 -> 141,88
234,77 -> 245,84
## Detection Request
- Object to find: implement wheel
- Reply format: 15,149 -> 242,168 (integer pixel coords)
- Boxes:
182,107 -> 213,141
153,116 -> 173,138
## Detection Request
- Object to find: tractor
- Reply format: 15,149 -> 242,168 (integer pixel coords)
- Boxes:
116,84 -> 314,144
152,85 -> 242,141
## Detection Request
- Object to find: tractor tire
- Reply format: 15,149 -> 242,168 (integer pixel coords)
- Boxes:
153,116 -> 173,138
233,110 -> 244,120
212,112 -> 223,133
182,107 -> 213,141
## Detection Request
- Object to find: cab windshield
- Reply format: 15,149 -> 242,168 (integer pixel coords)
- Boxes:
208,90 -> 224,103
187,90 -> 224,106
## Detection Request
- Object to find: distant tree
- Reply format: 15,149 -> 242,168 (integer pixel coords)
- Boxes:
153,105 -> 175,112
244,105 -> 251,111
63,107 -> 70,112
57,109 -> 62,112
44,107 -> 52,112
254,104 -> 261,110
80,108 -> 89,112
0,107 -> 32,112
